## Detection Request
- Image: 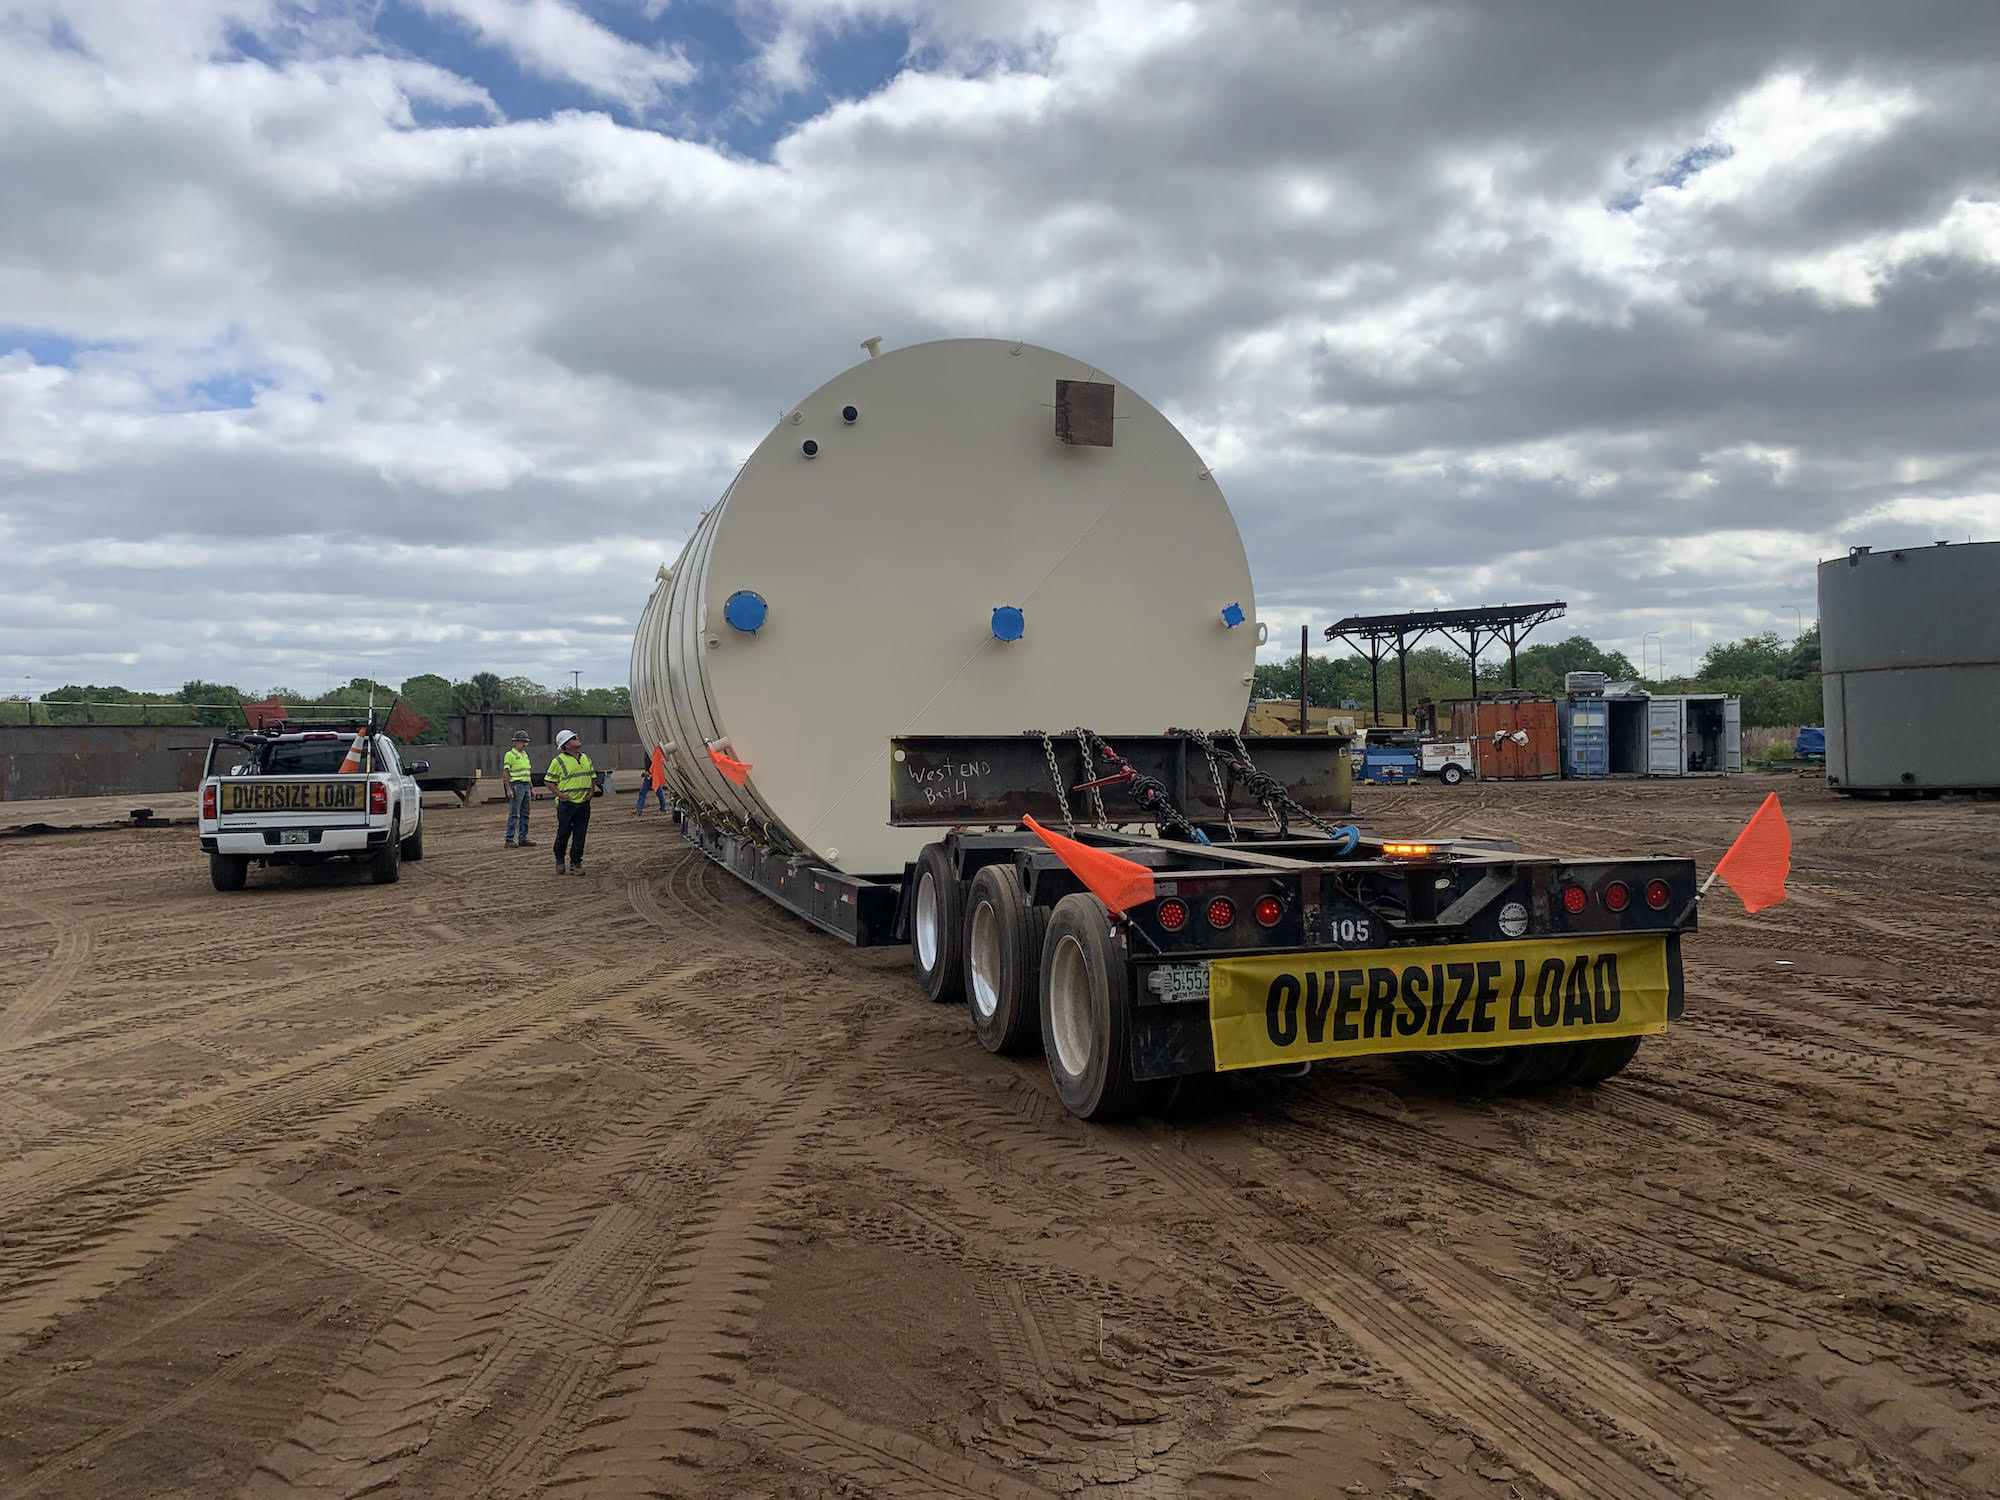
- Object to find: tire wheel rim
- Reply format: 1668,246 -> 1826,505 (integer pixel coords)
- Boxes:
1049,933 -> 1094,1079
915,872 -> 939,971
969,901 -> 1002,1020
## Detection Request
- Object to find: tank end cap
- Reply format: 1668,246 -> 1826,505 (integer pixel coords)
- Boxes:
724,591 -> 768,633
991,606 -> 1026,642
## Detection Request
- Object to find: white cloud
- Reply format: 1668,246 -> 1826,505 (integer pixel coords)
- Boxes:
1,0 -> 1997,693
415,0 -> 694,113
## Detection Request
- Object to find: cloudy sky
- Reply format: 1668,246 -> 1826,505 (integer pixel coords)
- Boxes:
3,0 -> 1996,696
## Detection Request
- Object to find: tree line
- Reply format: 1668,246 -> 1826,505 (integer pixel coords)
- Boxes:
2,673 -> 632,739
1250,630 -> 1823,728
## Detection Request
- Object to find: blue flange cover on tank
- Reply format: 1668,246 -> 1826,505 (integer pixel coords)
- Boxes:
991,605 -> 1025,642
724,590 -> 768,633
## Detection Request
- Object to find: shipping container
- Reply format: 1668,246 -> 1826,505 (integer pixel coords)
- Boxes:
1644,695 -> 1740,776
1560,692 -> 1650,778
1448,698 -> 1562,779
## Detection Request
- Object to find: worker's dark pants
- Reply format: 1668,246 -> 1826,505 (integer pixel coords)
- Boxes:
555,798 -> 591,868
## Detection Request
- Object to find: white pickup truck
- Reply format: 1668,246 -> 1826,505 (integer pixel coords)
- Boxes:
197,722 -> 427,891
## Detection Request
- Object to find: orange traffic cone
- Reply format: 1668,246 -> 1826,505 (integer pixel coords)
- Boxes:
336,730 -> 368,775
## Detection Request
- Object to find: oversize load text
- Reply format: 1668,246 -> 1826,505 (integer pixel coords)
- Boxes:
1207,935 -> 1669,1071
220,782 -> 364,814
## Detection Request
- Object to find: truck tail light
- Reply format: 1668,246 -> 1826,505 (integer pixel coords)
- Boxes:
1645,879 -> 1671,910
1156,898 -> 1190,932
1254,895 -> 1284,927
369,782 -> 389,815
1602,881 -> 1630,913
202,785 -> 217,818
1206,896 -> 1236,929
1561,885 -> 1588,915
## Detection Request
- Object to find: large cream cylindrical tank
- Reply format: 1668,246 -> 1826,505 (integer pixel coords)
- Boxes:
630,339 -> 1262,872
1819,539 -> 2000,793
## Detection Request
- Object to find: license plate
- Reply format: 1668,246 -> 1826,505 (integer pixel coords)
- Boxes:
280,829 -> 312,845
1205,934 -> 1672,1071
220,781 -> 363,814
1146,962 -> 1210,1004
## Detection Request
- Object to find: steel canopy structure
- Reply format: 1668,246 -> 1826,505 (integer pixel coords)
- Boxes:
1324,602 -> 1568,725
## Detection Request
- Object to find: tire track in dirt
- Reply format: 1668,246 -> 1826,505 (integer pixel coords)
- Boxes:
540,1086 -> 830,1496
1543,1090 -> 2000,1258
0,902 -> 94,1050
1119,1131 -> 1847,1500
0,957 -> 675,1222
726,1378 -> 1059,1500
889,1056 -> 1837,1500
219,1187 -> 451,1297
240,1077 -> 763,1500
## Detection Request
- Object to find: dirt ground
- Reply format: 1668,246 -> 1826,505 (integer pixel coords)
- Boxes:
0,775 -> 1996,1500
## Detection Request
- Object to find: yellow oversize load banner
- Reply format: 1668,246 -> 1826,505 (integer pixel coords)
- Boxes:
220,781 -> 365,815
1208,934 -> 1670,1072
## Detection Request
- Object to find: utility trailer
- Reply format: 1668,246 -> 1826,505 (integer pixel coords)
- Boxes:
675,730 -> 1695,1120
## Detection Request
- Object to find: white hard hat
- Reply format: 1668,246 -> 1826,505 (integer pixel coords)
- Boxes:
557,728 -> 580,747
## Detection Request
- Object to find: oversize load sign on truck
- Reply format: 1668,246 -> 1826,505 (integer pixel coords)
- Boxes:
219,782 -> 365,814
1207,934 -> 1669,1071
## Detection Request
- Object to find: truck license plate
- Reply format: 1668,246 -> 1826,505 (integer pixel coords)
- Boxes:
280,829 -> 312,845
1147,963 -> 1210,1004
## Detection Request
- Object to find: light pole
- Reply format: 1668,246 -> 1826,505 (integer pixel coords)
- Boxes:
1783,605 -> 1803,640
570,670 -> 582,694
1640,633 -> 1661,681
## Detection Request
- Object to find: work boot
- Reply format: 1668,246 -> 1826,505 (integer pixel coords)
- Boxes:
517,839 -> 536,847
570,863 -> 585,876
504,840 -> 516,848
553,862 -> 566,876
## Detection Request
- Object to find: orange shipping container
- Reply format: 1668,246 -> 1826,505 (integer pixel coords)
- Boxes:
1449,699 -> 1562,779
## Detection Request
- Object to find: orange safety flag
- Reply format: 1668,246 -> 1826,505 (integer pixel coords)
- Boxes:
1712,792 -> 1792,913
336,729 -> 368,775
1023,815 -> 1158,916
242,697 -> 286,732
383,699 -> 425,742
649,744 -> 666,787
708,745 -> 752,786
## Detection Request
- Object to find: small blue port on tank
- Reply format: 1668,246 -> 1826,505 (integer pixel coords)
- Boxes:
991,606 -> 1026,642
724,591 -> 768,633
1221,602 -> 1245,628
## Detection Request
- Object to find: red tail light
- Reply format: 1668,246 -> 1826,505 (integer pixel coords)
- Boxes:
1254,895 -> 1284,927
1645,879 -> 1671,910
1156,897 -> 1190,932
1602,881 -> 1630,912
202,785 -> 217,818
369,782 -> 389,815
1561,885 -> 1588,915
1206,896 -> 1236,929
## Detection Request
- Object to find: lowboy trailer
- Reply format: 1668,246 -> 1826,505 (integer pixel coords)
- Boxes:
675,731 -> 1695,1120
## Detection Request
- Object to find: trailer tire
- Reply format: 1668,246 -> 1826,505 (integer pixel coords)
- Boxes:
369,821 -> 403,885
964,865 -> 1044,1054
1439,763 -> 1465,786
209,853 -> 249,892
1438,1042 -> 1572,1096
911,844 -> 964,1004
1565,1035 -> 1644,1086
1040,894 -> 1157,1121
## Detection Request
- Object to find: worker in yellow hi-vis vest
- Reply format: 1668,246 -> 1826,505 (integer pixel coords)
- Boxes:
503,729 -> 536,848
544,730 -> 596,876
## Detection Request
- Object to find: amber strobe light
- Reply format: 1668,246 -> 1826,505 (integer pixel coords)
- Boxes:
1254,895 -> 1284,927
1645,879 -> 1671,910
1156,897 -> 1190,932
1382,842 -> 1432,856
1206,896 -> 1236,928
1561,884 -> 1588,914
